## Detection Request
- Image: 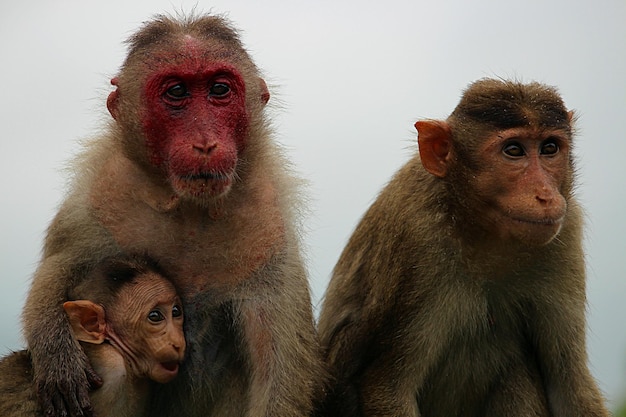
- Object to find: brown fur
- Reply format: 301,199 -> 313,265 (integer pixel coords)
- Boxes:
317,79 -> 608,416
21,13 -> 323,417
0,352 -> 39,416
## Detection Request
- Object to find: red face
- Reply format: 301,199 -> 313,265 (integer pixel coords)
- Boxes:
140,60 -> 249,202
470,127 -> 571,246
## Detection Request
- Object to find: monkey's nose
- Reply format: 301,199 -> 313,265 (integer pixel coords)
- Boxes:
192,142 -> 217,154
534,183 -> 557,205
535,194 -> 550,204
172,339 -> 186,356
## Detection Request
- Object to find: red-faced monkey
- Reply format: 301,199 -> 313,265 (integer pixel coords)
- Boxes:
21,13 -> 323,417
317,79 -> 609,416
0,255 -> 185,417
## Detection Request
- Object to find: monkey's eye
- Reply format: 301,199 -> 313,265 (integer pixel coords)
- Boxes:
502,142 -> 525,157
165,83 -> 190,100
209,83 -> 230,97
172,305 -> 183,318
540,140 -> 559,155
148,310 -> 165,322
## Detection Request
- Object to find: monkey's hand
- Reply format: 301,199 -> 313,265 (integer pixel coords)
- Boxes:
34,346 -> 103,417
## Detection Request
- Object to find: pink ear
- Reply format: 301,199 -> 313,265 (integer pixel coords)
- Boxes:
63,300 -> 107,344
259,78 -> 270,105
415,120 -> 453,178
107,78 -> 120,120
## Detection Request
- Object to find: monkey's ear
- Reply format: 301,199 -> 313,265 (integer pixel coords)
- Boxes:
107,77 -> 120,120
63,300 -> 106,344
415,120 -> 453,178
567,110 -> 576,123
259,78 -> 270,105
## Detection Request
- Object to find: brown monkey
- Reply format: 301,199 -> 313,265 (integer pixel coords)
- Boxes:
0,255 -> 185,417
317,78 -> 609,416
21,13 -> 322,417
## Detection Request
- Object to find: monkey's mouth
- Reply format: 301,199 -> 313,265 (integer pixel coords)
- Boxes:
160,361 -> 180,374
152,360 -> 181,383
513,218 -> 563,226
511,216 -> 564,226
184,172 -> 231,181
173,171 -> 234,198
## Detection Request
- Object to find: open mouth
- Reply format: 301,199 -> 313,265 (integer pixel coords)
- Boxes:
160,361 -> 180,373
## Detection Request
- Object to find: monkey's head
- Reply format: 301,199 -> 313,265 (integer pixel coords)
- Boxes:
106,15 -> 270,204
105,269 -> 186,383
66,256 -> 186,384
416,78 -> 575,247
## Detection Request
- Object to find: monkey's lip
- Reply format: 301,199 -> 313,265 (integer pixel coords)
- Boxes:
183,172 -> 231,181
159,361 -> 180,374
173,170 -> 234,198
510,215 -> 564,226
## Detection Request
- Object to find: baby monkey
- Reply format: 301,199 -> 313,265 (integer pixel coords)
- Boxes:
0,255 -> 186,417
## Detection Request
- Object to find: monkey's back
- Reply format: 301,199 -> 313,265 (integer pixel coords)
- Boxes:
317,154 -> 450,414
319,154 -> 445,337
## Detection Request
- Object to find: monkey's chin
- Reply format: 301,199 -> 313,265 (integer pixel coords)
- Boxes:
172,173 -> 234,203
151,362 -> 180,383
508,217 -> 564,246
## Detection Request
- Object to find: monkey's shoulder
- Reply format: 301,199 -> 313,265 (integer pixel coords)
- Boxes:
343,159 -> 447,259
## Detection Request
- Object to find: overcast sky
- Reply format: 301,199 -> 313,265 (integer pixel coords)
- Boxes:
1,0 -> 624,410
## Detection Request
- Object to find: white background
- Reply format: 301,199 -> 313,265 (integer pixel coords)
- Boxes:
1,0 -> 624,410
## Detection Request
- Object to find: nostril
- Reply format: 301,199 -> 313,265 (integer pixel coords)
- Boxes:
173,341 -> 185,353
535,194 -> 554,205
192,142 -> 217,154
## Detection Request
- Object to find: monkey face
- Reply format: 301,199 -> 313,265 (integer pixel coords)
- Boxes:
141,62 -> 249,203
469,127 -> 571,246
108,273 -> 186,383
106,37 -> 252,205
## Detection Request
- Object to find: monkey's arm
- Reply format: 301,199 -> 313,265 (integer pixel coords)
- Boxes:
318,300 -> 381,417
356,282 -> 467,417
533,267 -> 609,416
22,207 -> 117,417
239,256 -> 323,417
320,272 -> 456,417
22,254 -> 99,417
532,205 -> 609,417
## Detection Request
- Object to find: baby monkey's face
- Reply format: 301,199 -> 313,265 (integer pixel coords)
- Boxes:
108,272 -> 186,383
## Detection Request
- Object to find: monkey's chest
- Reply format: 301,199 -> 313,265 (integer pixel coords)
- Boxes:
419,304 -> 539,415
91,196 -> 284,292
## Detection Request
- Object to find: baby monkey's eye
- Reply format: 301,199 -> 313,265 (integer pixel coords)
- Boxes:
148,310 -> 165,322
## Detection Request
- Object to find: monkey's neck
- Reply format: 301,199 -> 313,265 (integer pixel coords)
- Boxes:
81,343 -> 150,417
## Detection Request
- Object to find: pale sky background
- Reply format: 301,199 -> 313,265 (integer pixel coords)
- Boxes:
1,0 -> 624,410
